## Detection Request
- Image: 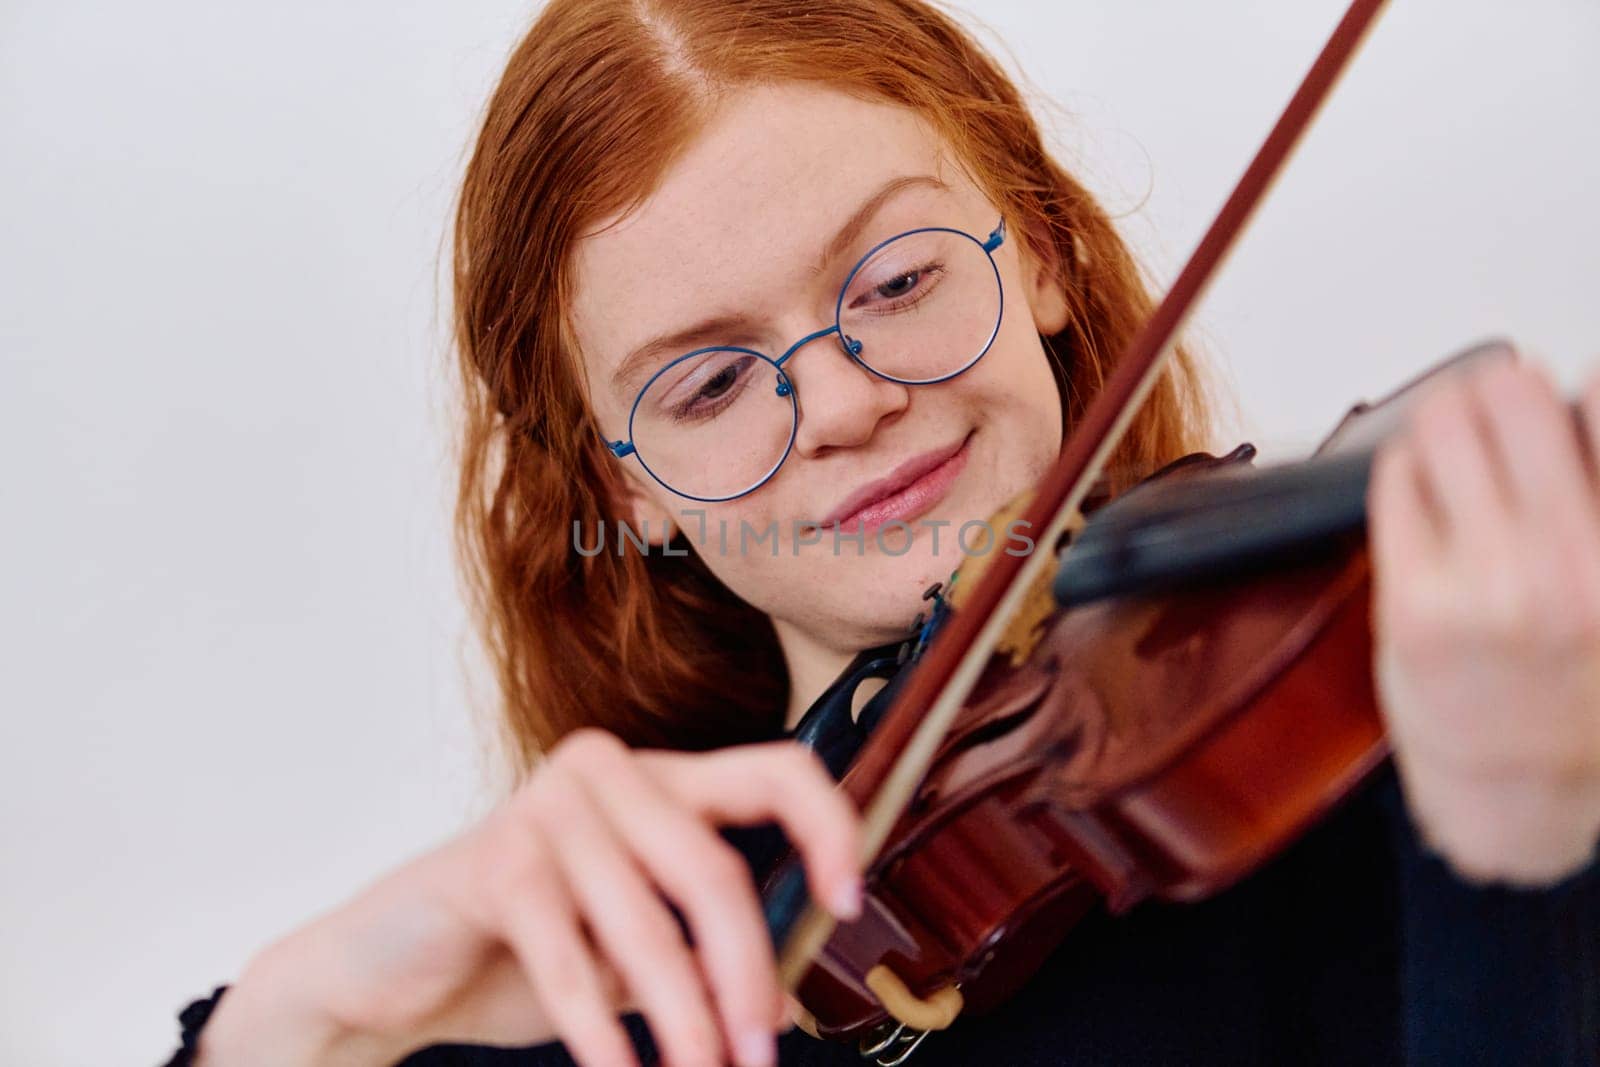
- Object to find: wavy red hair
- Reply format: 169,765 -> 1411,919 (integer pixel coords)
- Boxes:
450,0 -> 1212,780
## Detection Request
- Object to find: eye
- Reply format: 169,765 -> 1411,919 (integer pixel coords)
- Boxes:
697,362 -> 739,401
876,270 -> 921,300
660,352 -> 759,422
849,259 -> 945,313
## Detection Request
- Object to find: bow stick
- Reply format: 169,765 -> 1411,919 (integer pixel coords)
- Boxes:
777,0 -> 1392,989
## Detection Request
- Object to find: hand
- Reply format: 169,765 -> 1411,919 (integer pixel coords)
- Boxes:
198,729 -> 862,1067
1367,353 -> 1600,886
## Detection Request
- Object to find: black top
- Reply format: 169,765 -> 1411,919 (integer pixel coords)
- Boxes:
168,764 -> 1599,1066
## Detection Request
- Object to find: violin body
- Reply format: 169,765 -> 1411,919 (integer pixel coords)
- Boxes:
787,494 -> 1384,1043
776,343 -> 1511,1045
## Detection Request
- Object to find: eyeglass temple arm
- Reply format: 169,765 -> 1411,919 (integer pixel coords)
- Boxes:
983,217 -> 1006,253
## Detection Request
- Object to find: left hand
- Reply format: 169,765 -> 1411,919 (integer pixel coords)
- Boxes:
1367,353 -> 1600,886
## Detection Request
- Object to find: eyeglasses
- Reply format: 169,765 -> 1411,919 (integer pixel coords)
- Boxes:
600,217 -> 1007,502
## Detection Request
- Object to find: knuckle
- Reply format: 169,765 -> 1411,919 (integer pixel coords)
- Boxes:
1378,582 -> 1449,660
1411,381 -> 1463,439
693,837 -> 751,890
1477,573 -> 1535,642
618,907 -> 688,964
1369,438 -> 1405,487
482,823 -> 553,910
508,769 -> 547,816
1476,355 -> 1522,395
552,727 -> 628,771
777,742 -> 829,788
1523,357 -> 1561,399
515,763 -> 580,826
539,962 -> 593,1008
534,942 -> 602,1008
659,1020 -> 721,1067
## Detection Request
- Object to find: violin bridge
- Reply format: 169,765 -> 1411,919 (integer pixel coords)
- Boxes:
949,489 -> 1083,666
994,563 -> 1060,667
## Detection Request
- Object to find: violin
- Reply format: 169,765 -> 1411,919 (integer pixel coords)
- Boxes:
754,0 -> 1470,1058
766,338 -> 1516,1059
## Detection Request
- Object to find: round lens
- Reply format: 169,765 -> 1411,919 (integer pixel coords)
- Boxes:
629,347 -> 797,501
836,228 -> 1002,385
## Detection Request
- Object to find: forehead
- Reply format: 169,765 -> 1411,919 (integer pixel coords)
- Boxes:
568,83 -> 982,407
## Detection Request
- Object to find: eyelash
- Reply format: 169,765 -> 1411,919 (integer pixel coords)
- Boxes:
851,259 -> 946,315
666,354 -> 757,423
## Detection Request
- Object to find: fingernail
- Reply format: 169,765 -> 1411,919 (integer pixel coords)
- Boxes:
830,877 -> 862,921
737,1028 -> 776,1067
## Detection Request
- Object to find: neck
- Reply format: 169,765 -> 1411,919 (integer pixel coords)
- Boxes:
773,618 -> 862,731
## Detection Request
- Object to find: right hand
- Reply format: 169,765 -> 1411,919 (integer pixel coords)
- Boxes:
199,728 -> 863,1067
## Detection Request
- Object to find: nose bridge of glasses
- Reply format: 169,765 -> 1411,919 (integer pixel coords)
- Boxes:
773,323 -> 852,369
771,323 -> 860,399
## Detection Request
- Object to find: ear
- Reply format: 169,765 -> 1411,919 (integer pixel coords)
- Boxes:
1020,234 -> 1072,338
616,468 -> 679,546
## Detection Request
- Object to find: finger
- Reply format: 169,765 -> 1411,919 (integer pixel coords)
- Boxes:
778,992 -> 804,1033
1576,363 -> 1600,488
640,742 -> 864,919
1404,372 -> 1512,555
1366,438 -> 1465,728
533,763 -> 726,1067
1369,437 -> 1442,570
1468,360 -> 1600,600
1472,359 -> 1600,532
1571,364 -> 1600,607
573,740 -> 783,1067
486,817 -> 640,1067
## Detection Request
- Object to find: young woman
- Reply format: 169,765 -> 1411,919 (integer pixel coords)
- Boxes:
173,1 -> 1600,1064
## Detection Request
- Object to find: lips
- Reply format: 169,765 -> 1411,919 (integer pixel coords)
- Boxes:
811,431 -> 973,534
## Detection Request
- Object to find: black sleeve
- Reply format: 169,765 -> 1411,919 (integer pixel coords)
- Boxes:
160,984 -> 231,1067
1379,774 -> 1600,1065
395,1013 -> 660,1065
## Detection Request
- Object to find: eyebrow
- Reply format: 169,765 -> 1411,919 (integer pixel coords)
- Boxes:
608,173 -> 950,398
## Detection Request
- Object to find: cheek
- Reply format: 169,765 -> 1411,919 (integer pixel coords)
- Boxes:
959,334 -> 1065,501
969,322 -> 1065,438
682,526 -> 808,626
676,501 -> 788,584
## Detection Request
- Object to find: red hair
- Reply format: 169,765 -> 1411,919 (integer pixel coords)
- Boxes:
450,0 -> 1211,780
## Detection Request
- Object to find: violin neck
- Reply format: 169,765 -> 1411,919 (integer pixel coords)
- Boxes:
1055,448 -> 1374,606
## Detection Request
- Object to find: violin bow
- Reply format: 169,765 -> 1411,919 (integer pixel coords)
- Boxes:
777,0 -> 1392,989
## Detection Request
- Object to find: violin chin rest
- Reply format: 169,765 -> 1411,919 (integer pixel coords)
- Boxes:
865,964 -> 964,1031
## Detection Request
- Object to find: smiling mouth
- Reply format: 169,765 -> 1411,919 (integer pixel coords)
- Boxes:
807,431 -> 973,536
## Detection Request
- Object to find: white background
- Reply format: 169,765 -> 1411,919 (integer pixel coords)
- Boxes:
2,2 -> 1596,1063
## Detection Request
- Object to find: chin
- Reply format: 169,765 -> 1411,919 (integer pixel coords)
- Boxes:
849,532 -> 963,627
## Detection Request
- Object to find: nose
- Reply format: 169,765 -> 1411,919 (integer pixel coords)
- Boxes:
783,329 -> 909,458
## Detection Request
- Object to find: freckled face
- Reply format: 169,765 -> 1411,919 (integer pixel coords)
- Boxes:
570,83 -> 1066,655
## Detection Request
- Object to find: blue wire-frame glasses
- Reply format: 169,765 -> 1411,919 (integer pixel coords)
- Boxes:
600,216 -> 1007,502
